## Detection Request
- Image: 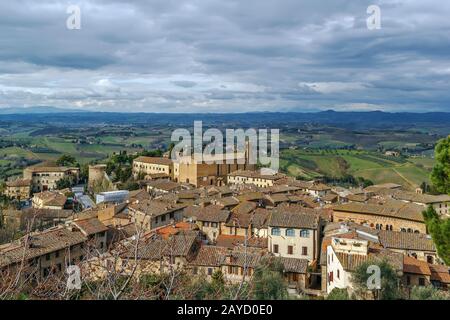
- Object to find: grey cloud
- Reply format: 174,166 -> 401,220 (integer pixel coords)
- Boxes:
0,0 -> 449,112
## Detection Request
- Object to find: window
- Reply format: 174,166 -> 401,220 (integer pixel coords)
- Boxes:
419,277 -> 425,286
55,250 -> 60,258
285,229 -> 295,237
211,222 -> 218,228
427,256 -> 434,264
46,253 -> 51,261
302,247 -> 308,256
406,275 -> 411,286
287,245 -> 293,255
207,268 -> 213,276
337,269 -> 340,279
300,229 -> 310,238
273,244 -> 279,253
271,228 -> 281,236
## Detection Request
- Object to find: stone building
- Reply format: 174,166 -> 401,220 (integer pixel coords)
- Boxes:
24,164 -> 79,192
4,178 -> 31,200
332,201 -> 426,233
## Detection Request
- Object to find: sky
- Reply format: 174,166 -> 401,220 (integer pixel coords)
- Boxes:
0,0 -> 450,113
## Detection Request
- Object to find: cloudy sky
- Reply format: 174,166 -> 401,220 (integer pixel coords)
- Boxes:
0,0 -> 450,113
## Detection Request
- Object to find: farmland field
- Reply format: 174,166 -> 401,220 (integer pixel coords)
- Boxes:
280,149 -> 434,190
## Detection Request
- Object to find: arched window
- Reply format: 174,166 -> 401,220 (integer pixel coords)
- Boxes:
300,230 -> 310,238
401,228 -> 406,232
407,228 -> 412,233
376,224 -> 380,230
271,228 -> 281,236
285,229 -> 295,237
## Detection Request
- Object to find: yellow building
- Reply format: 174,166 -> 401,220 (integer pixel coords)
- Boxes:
32,190 -> 67,210
4,178 -> 31,200
227,169 -> 286,188
332,201 -> 426,234
24,165 -> 79,192
173,152 -> 255,187
132,156 -> 173,179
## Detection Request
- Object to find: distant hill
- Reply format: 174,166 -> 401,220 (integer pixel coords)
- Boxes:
0,109 -> 449,128
0,106 -> 89,114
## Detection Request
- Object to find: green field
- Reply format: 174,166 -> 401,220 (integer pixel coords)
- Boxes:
280,149 -> 433,190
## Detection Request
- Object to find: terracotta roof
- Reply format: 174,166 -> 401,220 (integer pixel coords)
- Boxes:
269,209 -> 318,229
156,222 -> 198,239
0,227 -> 86,268
346,194 -> 369,202
333,201 -> 424,222
146,180 -> 181,192
196,205 -> 230,223
236,192 -> 265,202
378,230 -> 435,251
403,255 -> 431,275
6,178 -> 31,187
224,248 -> 264,268
333,247 -> 404,272
215,234 -> 268,249
133,156 -> 172,166
5,208 -> 73,220
252,208 -> 270,229
122,230 -> 199,260
231,201 -> 257,215
215,196 -> 240,207
335,252 -> 369,271
33,191 -> 67,207
128,189 -> 151,202
25,165 -> 77,173
190,245 -> 228,266
262,185 -> 300,194
72,218 -> 108,236
183,205 -> 202,219
429,264 -> 450,284
265,193 -> 290,204
129,199 -> 186,218
275,256 -> 309,274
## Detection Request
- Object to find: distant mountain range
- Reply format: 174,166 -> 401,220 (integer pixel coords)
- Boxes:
0,107 -> 449,128
0,106 -> 90,114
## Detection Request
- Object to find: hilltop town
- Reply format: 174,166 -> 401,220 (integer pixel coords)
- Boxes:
1,141 -> 449,300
